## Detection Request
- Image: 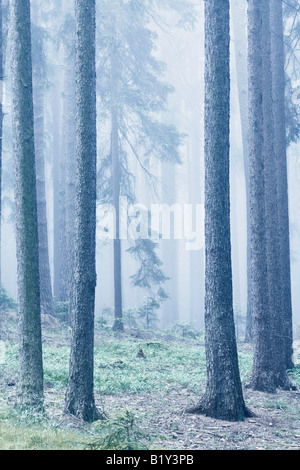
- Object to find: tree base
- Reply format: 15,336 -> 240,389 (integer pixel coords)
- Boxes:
275,372 -> 297,391
112,319 -> 124,333
64,400 -> 106,423
186,393 -> 255,422
16,387 -> 44,416
16,397 -> 45,417
248,371 -> 277,394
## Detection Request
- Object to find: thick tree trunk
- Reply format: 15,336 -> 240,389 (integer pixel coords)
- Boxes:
261,0 -> 294,390
10,0 -> 44,411
32,17 -> 54,317
270,0 -> 294,372
188,0 -> 251,421
247,0 -> 276,393
65,0 -> 103,422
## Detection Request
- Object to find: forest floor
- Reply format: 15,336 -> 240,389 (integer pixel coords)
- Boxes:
0,311 -> 299,450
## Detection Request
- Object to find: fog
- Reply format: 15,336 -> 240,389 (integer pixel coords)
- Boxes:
1,0 -> 300,336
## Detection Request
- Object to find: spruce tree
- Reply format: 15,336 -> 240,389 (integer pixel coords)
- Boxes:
187,0 -> 251,421
64,0 -> 103,422
10,0 -> 44,410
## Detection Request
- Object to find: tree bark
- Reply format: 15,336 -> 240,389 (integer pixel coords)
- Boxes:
247,0 -> 276,393
261,0 -> 294,390
270,0 -> 294,372
32,13 -> 54,317
10,0 -> 44,411
188,0 -> 252,421
65,0 -> 103,422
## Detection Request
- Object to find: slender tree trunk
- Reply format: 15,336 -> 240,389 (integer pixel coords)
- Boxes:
10,0 -> 43,411
161,162 -> 179,327
247,0 -> 276,393
111,41 -> 124,333
62,20 -> 76,325
231,0 -> 252,343
51,1 -> 65,305
32,16 -> 54,317
270,0 -> 294,371
0,0 -> 3,287
188,0 -> 251,421
65,0 -> 103,422
52,89 -> 62,302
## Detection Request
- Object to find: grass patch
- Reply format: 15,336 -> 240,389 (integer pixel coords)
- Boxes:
0,403 -> 87,450
1,331 -> 255,396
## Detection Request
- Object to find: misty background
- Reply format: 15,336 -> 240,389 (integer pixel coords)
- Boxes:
1,0 -> 299,335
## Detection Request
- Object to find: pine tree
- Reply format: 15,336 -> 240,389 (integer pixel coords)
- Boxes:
10,0 -> 44,410
260,0 -> 294,390
271,0 -> 295,372
188,0 -> 251,421
60,4 -> 76,323
247,0 -> 276,393
231,0 -> 252,343
31,6 -> 54,317
65,0 -> 103,422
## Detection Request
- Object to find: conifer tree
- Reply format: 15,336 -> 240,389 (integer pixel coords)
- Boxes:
10,0 -> 44,410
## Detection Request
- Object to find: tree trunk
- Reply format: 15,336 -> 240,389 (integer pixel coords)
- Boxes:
62,17 -> 76,325
188,0 -> 251,421
32,14 -> 54,317
52,82 -> 63,303
65,0 -> 103,422
111,40 -> 124,333
270,0 -> 294,372
51,1 -> 65,305
10,0 -> 44,411
247,0 -> 276,393
261,0 -> 294,390
231,0 -> 252,343
0,0 -> 3,287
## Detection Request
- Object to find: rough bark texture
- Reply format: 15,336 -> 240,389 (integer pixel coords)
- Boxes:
10,0 -> 44,410
247,0 -> 276,393
270,0 -> 294,372
188,0 -> 251,421
111,41 -> 124,333
261,0 -> 294,390
32,16 -> 54,316
64,0 -> 103,422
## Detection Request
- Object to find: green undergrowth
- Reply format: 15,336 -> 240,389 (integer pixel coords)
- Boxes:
0,403 -> 87,450
2,321 -> 299,450
0,331 -> 255,396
